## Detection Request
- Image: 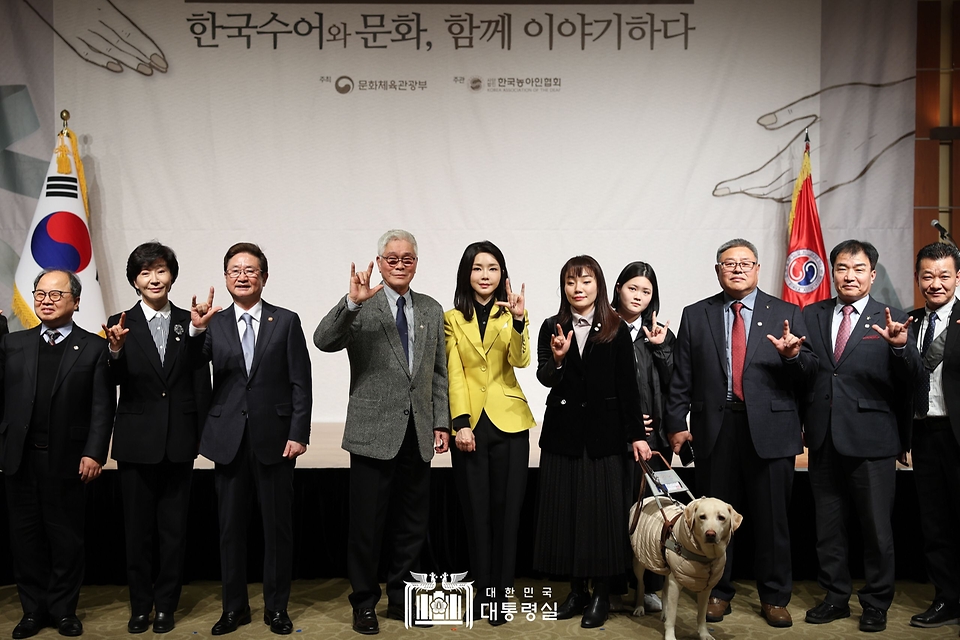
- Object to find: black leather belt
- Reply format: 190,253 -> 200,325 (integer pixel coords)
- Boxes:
725,401 -> 746,412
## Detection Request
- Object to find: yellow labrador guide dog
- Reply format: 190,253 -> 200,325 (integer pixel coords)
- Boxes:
629,460 -> 742,640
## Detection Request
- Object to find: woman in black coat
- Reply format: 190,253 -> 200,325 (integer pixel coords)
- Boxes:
533,255 -> 652,629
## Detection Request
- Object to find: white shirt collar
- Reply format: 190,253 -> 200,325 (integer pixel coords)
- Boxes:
835,295 -> 870,316
234,300 -> 263,323
40,321 -> 73,339
926,296 -> 957,322
139,300 -> 171,321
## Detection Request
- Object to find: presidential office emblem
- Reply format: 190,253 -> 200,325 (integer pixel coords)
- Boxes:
783,249 -> 826,294
404,571 -> 474,628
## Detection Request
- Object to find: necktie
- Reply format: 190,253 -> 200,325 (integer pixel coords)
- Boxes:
834,305 -> 854,362
241,313 -> 255,374
45,329 -> 61,346
148,314 -> 167,365
916,311 -> 938,417
396,296 -> 409,364
731,302 -> 745,400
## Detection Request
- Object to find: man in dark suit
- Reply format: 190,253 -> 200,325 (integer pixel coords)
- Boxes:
906,242 -> 960,628
665,238 -> 817,628
102,242 -> 211,634
314,229 -> 449,636
802,239 -> 920,633
0,269 -> 115,638
190,243 -> 312,636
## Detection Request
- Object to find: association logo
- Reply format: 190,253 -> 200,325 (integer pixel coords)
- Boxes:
469,77 -> 483,92
335,76 -> 354,94
404,572 -> 474,628
784,249 -> 825,294
31,211 -> 92,272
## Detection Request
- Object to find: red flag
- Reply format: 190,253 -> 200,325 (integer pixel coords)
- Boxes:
782,134 -> 830,308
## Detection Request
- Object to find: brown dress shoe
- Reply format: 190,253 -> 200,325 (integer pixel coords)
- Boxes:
761,603 -> 793,628
706,597 -> 731,622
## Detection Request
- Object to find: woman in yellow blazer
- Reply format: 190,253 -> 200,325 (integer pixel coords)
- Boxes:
445,240 -> 536,627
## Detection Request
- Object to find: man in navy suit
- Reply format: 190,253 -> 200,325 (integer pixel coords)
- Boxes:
801,239 -> 920,632
103,242 -> 211,634
190,243 -> 312,636
665,238 -> 817,628
906,242 -> 960,628
0,269 -> 115,638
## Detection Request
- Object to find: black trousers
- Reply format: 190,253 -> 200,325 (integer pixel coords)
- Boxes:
695,407 -> 794,606
347,418 -> 430,610
450,414 -> 529,597
119,459 -> 193,615
4,449 -> 86,618
912,417 -> 960,604
214,430 -> 295,612
808,430 -> 896,611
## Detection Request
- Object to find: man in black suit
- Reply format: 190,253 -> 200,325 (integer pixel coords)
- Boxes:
802,239 -> 920,632
190,243 -> 312,636
0,269 -> 115,638
906,242 -> 960,628
665,238 -> 817,628
103,242 -> 211,634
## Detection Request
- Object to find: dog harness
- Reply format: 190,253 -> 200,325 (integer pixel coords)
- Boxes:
660,514 -> 712,565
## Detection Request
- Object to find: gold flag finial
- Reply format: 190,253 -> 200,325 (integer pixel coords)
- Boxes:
60,109 -> 70,133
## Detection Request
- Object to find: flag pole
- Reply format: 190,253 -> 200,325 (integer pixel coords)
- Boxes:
60,109 -> 70,134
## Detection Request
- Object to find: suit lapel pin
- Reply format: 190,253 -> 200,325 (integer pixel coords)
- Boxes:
175,337 -> 181,342
173,324 -> 184,336
73,345 -> 79,350
268,317 -> 274,322
419,325 -> 425,330
593,323 -> 600,332
757,321 -> 762,326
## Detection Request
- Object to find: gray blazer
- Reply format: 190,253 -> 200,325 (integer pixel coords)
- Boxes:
314,290 -> 449,462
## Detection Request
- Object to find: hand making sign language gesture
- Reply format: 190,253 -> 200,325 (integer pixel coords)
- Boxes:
348,261 -> 384,305
495,278 -> 526,320
102,311 -> 130,352
642,310 -> 671,345
872,307 -> 915,347
190,286 -> 222,329
766,319 -> 806,358
551,323 -> 574,366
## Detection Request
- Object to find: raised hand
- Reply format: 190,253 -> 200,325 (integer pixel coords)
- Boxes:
101,311 -> 129,352
495,278 -> 526,320
766,319 -> 805,358
871,308 -> 914,347
642,311 -> 671,345
191,287 -> 222,329
551,323 -> 573,365
349,261 -> 383,304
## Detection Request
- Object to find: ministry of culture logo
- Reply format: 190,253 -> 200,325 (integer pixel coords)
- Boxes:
335,76 -> 354,94
404,572 -> 474,628
784,249 -> 825,294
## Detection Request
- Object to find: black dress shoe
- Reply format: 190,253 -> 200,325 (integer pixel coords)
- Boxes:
57,615 -> 83,637
804,600 -> 851,624
352,608 -> 379,635
556,591 -> 590,620
127,613 -> 150,634
152,611 -> 174,634
910,600 -> 960,628
859,604 -> 887,632
264,609 -> 293,635
211,607 -> 252,635
580,595 -> 610,629
12,613 -> 50,639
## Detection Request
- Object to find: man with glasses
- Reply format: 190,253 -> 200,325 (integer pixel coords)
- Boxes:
0,269 -> 115,638
801,240 -> 920,632
190,243 -> 312,636
315,229 -> 449,635
665,239 -> 817,628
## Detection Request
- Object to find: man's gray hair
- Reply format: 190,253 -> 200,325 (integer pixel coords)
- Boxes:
33,268 -> 82,298
716,238 -> 759,263
377,229 -> 418,256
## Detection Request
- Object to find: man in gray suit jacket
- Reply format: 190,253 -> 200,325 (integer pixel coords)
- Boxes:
314,229 -> 449,636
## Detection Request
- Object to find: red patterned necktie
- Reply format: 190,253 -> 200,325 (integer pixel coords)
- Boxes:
45,330 -> 61,346
731,302 -> 745,400
834,304 -> 854,361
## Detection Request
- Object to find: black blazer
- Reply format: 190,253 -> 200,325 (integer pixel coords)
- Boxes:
802,296 -> 920,457
664,290 -> 817,460
536,316 -> 644,458
108,303 -> 212,464
631,322 -> 675,452
909,300 -> 960,447
0,325 -> 115,477
198,301 -> 312,466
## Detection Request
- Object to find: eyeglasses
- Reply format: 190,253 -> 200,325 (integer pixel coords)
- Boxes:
33,289 -> 69,302
380,255 -> 417,268
225,267 -> 261,279
718,260 -> 757,273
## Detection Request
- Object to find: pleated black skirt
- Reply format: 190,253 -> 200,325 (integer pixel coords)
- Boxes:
533,450 -> 629,578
